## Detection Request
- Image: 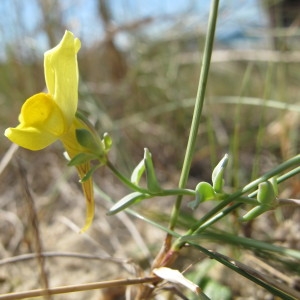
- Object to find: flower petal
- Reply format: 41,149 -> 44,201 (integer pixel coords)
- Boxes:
44,30 -> 81,127
4,126 -> 57,150
19,93 -> 66,135
5,93 -> 66,150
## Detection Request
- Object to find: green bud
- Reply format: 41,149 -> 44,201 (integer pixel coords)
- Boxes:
131,159 -> 145,186
144,148 -> 161,193
212,154 -> 229,193
241,180 -> 278,222
257,181 -> 276,207
189,182 -> 216,210
102,132 -> 113,152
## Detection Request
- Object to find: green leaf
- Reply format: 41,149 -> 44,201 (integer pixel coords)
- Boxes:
80,164 -> 101,182
144,148 -> 161,193
107,192 -> 149,215
67,153 -> 96,166
131,159 -> 145,186
189,182 -> 215,210
212,154 -> 229,193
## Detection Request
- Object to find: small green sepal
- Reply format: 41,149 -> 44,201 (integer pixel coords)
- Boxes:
107,192 -> 149,215
76,129 -> 103,155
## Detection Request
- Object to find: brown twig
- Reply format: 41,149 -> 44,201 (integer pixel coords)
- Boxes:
0,277 -> 158,300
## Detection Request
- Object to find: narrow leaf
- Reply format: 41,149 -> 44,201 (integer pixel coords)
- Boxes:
80,164 -> 101,182
67,153 -> 95,166
107,192 -> 149,215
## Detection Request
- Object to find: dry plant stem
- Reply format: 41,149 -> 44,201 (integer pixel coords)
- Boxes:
0,143 -> 18,176
0,277 -> 159,300
17,159 -> 51,300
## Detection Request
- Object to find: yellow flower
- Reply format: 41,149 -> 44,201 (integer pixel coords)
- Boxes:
4,31 -> 98,232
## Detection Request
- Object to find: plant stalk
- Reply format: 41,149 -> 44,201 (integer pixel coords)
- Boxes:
169,0 -> 220,230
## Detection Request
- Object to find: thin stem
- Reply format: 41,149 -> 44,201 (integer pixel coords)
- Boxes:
106,160 -> 148,193
154,189 -> 195,197
169,0 -> 220,230
107,160 -> 195,197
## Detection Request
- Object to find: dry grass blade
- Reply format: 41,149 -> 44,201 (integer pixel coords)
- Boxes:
0,144 -> 18,176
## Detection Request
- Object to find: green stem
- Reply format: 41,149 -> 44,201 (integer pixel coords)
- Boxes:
107,160 -> 195,197
169,0 -> 220,230
106,160 -> 148,194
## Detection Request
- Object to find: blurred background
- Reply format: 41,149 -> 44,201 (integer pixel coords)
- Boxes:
0,0 -> 299,171
0,0 -> 299,299
1,0 -> 299,176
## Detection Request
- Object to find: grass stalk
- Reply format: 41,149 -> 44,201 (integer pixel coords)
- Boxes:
169,0 -> 220,230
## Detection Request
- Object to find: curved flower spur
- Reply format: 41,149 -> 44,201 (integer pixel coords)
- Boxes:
5,31 -> 108,232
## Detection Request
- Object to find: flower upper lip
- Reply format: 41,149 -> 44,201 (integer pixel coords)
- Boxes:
44,31 -> 81,128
